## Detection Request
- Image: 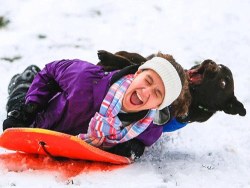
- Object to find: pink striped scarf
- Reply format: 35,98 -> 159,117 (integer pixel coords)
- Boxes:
78,74 -> 156,148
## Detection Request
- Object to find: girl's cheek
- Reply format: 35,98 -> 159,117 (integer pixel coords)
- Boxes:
149,97 -> 160,108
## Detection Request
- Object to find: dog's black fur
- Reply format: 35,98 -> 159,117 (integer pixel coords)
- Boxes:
97,50 -> 246,123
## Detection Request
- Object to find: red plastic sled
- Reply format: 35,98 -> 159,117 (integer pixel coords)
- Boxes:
0,128 -> 132,165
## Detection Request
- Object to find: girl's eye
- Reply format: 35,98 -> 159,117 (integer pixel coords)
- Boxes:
154,90 -> 157,97
146,79 -> 151,85
155,90 -> 161,98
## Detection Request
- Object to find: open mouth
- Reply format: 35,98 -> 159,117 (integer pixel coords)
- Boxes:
130,91 -> 143,105
187,60 -> 219,85
187,66 -> 205,85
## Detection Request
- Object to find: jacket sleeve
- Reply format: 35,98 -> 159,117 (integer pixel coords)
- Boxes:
25,59 -> 78,106
162,118 -> 188,132
136,122 -> 163,146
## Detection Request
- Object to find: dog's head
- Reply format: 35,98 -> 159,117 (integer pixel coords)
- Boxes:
184,59 -> 246,122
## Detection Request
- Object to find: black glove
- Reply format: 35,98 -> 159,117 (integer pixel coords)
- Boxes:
22,102 -> 41,124
47,80 -> 62,93
107,139 -> 145,160
24,102 -> 41,114
3,102 -> 41,131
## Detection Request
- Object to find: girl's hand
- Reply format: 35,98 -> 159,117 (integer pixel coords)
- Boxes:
107,139 -> 145,160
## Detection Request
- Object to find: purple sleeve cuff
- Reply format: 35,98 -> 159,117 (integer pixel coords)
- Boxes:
136,123 -> 163,146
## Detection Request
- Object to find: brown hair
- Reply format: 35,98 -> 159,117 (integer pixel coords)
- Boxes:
156,52 -> 191,117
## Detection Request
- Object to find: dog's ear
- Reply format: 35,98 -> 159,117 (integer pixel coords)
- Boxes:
222,96 -> 246,116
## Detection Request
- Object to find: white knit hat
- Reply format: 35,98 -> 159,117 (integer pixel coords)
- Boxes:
138,57 -> 182,110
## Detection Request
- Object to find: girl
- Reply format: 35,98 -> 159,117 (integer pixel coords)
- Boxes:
3,55 -> 188,159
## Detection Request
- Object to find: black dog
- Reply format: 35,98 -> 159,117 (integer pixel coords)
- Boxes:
97,50 -> 246,123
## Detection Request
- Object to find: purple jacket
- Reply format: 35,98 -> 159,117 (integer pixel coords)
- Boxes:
26,59 -> 163,146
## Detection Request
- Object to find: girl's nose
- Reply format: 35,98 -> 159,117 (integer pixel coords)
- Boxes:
143,86 -> 154,97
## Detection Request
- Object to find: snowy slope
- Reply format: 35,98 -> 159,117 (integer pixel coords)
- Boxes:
0,0 -> 249,187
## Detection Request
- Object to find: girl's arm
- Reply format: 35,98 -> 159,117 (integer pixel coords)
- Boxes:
162,118 -> 188,132
25,59 -> 79,107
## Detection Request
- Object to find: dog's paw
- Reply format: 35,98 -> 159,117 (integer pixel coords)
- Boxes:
97,50 -> 112,61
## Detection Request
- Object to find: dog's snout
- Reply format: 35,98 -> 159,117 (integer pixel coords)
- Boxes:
203,59 -> 215,66
203,60 -> 219,73
201,60 -> 215,68
209,61 -> 216,66
210,63 -> 218,72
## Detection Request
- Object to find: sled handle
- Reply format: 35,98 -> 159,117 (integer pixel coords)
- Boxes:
39,141 -> 66,161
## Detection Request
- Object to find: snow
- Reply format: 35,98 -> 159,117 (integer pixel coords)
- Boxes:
0,0 -> 250,187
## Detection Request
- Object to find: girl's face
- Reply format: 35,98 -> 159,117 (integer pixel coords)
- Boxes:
122,69 -> 165,112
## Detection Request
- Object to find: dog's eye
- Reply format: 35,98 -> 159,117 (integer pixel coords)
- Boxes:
220,79 -> 226,89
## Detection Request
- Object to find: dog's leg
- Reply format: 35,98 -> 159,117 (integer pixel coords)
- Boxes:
115,51 -> 147,65
97,50 -> 134,71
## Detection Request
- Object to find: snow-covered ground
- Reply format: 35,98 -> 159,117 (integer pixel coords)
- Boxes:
0,0 -> 250,187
